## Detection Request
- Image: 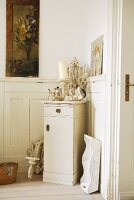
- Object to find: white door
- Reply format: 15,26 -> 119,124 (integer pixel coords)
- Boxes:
113,0 -> 134,199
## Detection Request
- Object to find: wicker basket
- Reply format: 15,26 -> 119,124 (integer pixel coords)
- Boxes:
0,162 -> 18,185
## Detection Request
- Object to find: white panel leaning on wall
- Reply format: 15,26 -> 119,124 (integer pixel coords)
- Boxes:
80,134 -> 101,194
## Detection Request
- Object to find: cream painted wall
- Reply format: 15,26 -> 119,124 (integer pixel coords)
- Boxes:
86,0 -> 110,75
40,0 -> 110,77
0,0 -> 110,79
39,0 -> 91,79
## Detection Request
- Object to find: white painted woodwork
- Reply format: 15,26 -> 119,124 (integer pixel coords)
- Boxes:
4,92 -> 46,173
43,101 -> 87,185
113,0 -> 134,199
29,98 -> 44,142
1,80 -> 58,173
4,79 -> 58,92
86,75 -> 107,199
120,0 -> 134,193
4,92 -> 29,173
0,82 -> 4,162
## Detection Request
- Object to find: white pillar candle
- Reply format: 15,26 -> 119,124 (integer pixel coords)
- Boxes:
58,60 -> 68,80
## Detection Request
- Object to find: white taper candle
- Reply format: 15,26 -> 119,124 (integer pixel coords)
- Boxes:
58,60 -> 68,80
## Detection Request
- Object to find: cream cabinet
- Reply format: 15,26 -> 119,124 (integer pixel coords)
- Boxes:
43,101 -> 87,185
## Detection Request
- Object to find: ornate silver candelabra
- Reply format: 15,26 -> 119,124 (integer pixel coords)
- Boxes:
60,57 -> 89,101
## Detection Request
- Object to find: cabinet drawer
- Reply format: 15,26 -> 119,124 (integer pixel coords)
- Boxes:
44,105 -> 73,116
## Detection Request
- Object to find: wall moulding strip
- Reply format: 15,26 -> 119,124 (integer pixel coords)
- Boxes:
0,77 -> 58,83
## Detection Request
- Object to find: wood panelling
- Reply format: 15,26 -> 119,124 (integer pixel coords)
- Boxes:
2,80 -> 57,173
0,82 -> 4,162
86,76 -> 106,198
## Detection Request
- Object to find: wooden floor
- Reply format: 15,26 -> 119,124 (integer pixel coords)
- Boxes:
0,175 -> 104,200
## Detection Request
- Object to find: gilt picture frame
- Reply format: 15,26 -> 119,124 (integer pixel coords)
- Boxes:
6,0 -> 39,77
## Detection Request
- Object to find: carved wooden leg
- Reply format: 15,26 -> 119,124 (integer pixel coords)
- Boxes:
25,157 -> 40,179
28,161 -> 35,179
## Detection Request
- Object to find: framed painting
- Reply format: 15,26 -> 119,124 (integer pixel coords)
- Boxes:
90,35 -> 103,76
6,0 -> 39,77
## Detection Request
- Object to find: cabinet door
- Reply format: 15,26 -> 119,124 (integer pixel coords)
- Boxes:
44,116 -> 73,174
4,92 -> 29,172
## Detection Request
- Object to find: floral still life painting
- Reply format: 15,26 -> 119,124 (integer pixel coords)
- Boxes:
90,35 -> 103,76
6,0 -> 39,77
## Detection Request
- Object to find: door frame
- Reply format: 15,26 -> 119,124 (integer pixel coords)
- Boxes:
109,0 -> 122,199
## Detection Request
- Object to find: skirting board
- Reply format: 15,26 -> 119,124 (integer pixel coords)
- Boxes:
43,171 -> 78,185
120,192 -> 134,200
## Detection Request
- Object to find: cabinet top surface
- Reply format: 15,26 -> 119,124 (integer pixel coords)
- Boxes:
41,100 -> 87,105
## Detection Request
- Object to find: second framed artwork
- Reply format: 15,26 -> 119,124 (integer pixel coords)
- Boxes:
90,35 -> 103,76
6,0 -> 40,77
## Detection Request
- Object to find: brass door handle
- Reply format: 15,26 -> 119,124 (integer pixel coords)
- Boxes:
125,74 -> 134,101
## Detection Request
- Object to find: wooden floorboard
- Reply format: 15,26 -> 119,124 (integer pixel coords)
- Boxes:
0,175 -> 104,200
